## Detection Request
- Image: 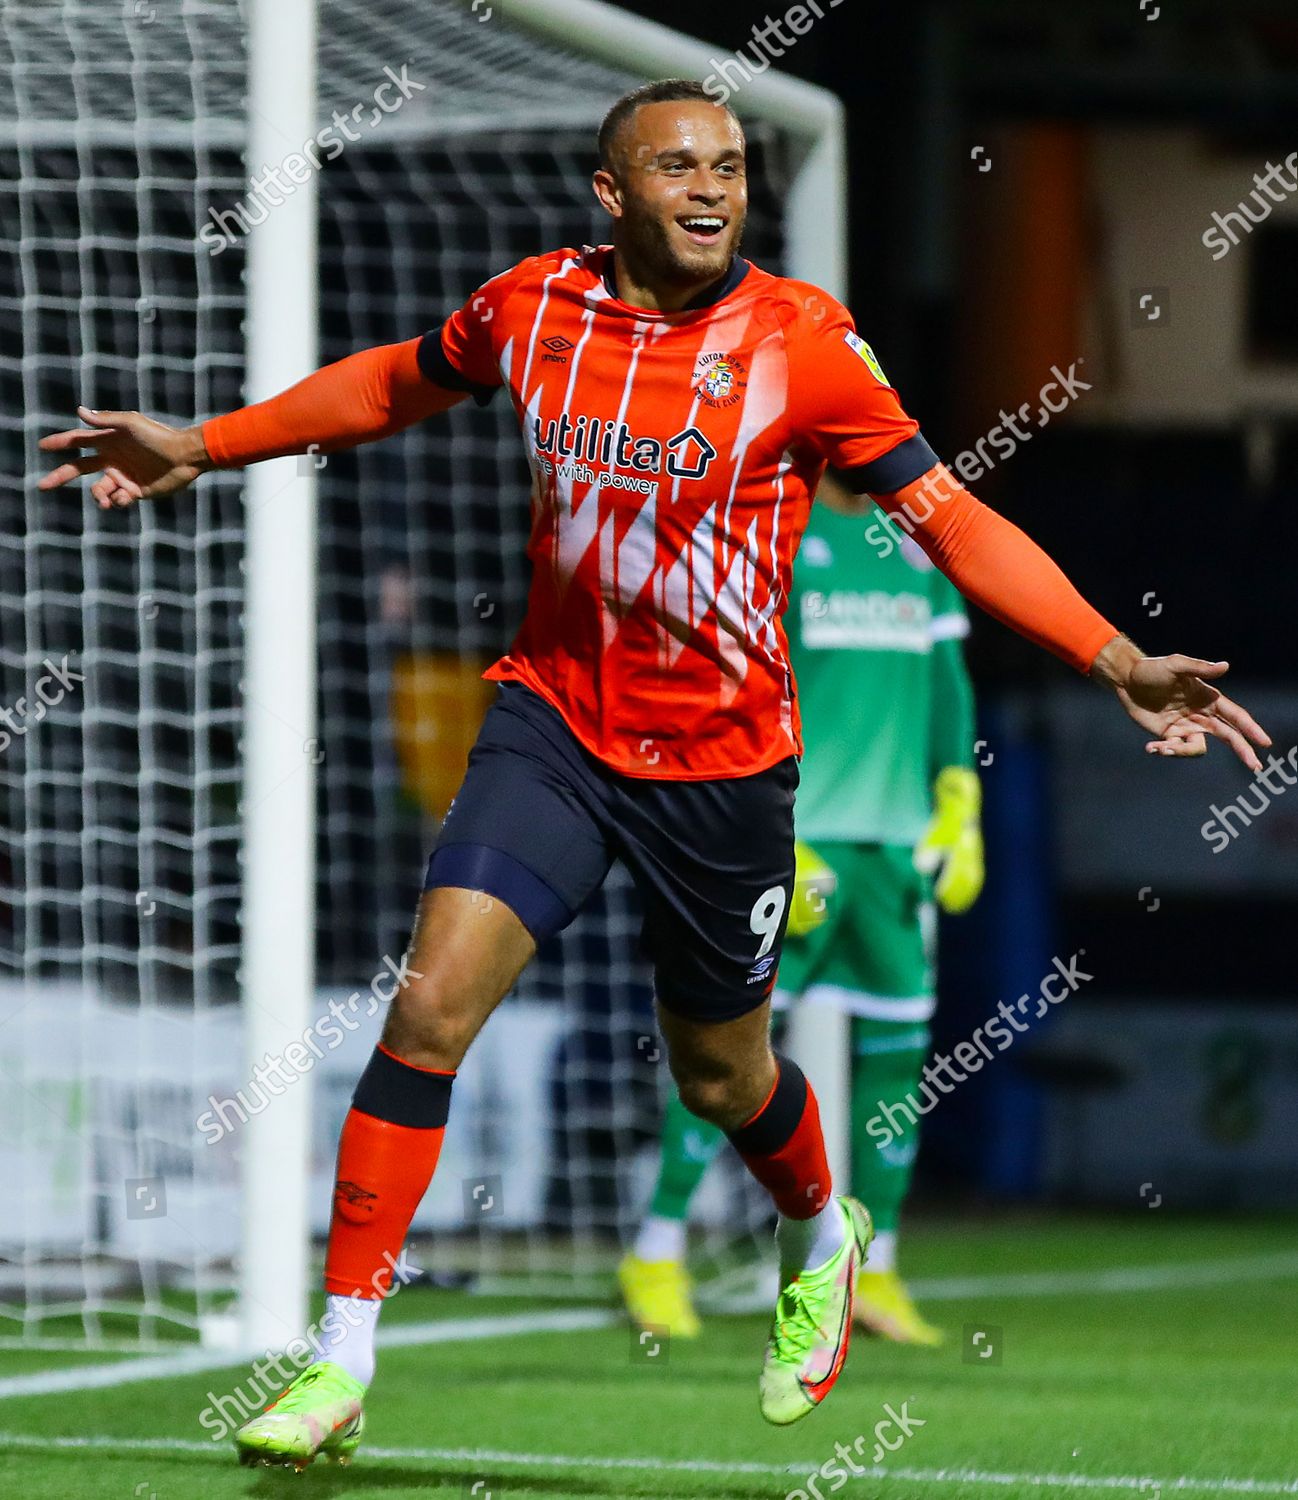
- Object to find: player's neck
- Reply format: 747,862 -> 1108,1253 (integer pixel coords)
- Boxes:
607,247 -> 735,314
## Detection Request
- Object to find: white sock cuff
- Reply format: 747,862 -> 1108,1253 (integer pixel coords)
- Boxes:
313,1292 -> 382,1387
776,1198 -> 846,1276
632,1213 -> 688,1264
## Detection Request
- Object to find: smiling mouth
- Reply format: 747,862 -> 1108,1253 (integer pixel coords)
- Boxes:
677,215 -> 727,246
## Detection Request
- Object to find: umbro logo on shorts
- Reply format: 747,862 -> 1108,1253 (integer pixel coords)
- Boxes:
748,953 -> 778,984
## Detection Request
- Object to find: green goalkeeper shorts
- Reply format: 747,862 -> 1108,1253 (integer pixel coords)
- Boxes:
772,841 -> 936,1021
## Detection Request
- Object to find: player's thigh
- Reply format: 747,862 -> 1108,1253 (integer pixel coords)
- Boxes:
428,683 -> 615,924
386,683 -> 614,1066
619,753 -> 798,1026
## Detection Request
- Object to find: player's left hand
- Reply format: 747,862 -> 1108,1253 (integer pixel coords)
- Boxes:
1111,654 -> 1271,772
914,766 -> 984,914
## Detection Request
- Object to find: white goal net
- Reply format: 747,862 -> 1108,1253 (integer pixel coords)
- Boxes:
0,0 -> 842,1349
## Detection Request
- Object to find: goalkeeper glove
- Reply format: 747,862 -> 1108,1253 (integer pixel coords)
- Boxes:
786,840 -> 838,938
913,766 -> 984,915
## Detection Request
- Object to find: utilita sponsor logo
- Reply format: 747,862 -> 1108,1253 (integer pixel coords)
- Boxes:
533,413 -> 717,481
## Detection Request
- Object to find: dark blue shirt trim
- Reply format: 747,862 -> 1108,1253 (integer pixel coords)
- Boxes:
416,327 -> 499,407
836,432 -> 940,496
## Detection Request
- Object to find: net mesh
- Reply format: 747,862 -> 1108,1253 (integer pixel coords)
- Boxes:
1,0 -> 800,1347
0,0 -> 246,1348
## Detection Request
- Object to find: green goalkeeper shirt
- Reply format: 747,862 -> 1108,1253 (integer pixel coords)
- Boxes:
788,504 -> 975,847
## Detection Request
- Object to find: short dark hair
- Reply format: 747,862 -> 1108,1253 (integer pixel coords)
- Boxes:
597,78 -> 740,171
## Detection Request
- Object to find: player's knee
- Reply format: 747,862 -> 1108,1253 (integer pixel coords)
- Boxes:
382,973 -> 478,1070
673,1069 -> 750,1131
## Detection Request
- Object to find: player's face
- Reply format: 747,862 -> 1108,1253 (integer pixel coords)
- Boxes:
603,101 -> 748,288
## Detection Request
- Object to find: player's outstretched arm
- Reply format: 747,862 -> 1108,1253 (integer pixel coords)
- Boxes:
876,465 -> 1271,771
39,338 -> 466,509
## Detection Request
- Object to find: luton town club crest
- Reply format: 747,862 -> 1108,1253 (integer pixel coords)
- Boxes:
694,350 -> 748,408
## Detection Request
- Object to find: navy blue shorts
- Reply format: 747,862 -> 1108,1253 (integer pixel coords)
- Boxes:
425,682 -> 798,1022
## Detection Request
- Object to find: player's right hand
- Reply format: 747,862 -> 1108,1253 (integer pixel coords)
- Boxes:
38,406 -> 212,508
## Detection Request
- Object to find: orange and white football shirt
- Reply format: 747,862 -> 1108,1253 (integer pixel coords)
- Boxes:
418,246 -> 938,780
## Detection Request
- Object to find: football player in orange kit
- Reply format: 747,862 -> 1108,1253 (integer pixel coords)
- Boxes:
41,79 -> 1268,1468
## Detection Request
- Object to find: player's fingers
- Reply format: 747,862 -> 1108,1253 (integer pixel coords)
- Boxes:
39,461 -> 85,490
1146,732 -> 1206,762
1188,711 -> 1263,772
1204,692 -> 1271,749
76,405 -> 133,428
104,465 -> 143,500
38,454 -> 109,490
1164,655 -> 1229,679
91,475 -> 118,508
38,426 -> 110,453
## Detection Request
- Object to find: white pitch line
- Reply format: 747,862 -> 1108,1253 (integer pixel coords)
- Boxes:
0,1306 -> 616,1401
0,1346 -> 241,1401
0,1432 -> 1295,1495
377,1305 -> 616,1349
707,1251 -> 1298,1314
910,1251 -> 1298,1301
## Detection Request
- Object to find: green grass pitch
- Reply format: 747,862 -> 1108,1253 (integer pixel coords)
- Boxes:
1,1214 -> 1295,1498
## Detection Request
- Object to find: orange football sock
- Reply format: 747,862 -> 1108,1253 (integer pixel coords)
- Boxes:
323,1044 -> 455,1298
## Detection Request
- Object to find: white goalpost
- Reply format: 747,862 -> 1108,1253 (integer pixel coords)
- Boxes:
1,0 -> 849,1354
239,0 -> 320,1355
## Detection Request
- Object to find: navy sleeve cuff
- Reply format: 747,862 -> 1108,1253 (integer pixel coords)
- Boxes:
416,327 -> 499,407
835,432 -> 940,495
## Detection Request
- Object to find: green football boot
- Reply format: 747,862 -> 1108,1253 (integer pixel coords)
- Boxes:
233,1360 -> 365,1471
759,1196 -> 873,1426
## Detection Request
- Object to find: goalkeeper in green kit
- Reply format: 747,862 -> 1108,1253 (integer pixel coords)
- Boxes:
620,473 -> 982,1346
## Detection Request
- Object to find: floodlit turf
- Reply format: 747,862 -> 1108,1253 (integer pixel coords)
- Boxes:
2,1215 -> 1296,1498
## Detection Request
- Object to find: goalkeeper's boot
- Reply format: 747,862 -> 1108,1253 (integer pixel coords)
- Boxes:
854,1268 -> 944,1346
234,1361 -> 365,1472
759,1196 -> 873,1426
617,1253 -> 701,1339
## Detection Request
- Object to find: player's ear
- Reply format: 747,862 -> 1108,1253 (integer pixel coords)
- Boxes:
591,167 -> 623,218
